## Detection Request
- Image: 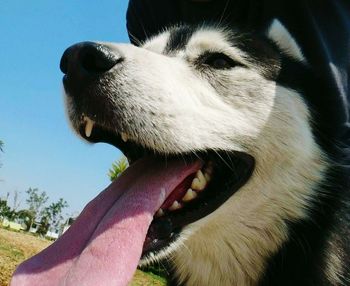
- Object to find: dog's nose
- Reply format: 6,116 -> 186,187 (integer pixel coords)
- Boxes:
60,42 -> 122,76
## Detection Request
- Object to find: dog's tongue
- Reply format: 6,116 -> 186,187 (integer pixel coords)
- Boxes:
11,157 -> 202,286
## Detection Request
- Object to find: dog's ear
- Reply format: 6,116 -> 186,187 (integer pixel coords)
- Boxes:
267,19 -> 306,63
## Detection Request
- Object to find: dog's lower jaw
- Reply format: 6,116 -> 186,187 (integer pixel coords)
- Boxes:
163,149 -> 327,286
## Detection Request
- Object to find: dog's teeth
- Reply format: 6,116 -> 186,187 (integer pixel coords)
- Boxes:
84,116 -> 95,138
182,188 -> 197,202
191,178 -> 201,190
197,170 -> 206,181
203,162 -> 214,181
169,201 -> 181,211
121,132 -> 128,142
155,208 -> 164,217
204,172 -> 211,182
191,170 -> 207,191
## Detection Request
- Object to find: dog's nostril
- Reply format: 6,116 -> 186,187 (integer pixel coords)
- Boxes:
79,44 -> 121,73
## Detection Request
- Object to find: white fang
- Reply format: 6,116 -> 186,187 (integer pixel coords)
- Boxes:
84,116 -> 95,138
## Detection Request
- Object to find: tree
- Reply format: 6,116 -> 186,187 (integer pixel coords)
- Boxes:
0,200 -> 11,220
37,198 -> 68,235
25,188 -> 49,229
17,209 -> 35,231
108,157 -> 128,181
11,190 -> 22,212
26,188 -> 49,214
37,216 -> 50,236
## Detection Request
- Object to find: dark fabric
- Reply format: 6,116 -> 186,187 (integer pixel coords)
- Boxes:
126,0 -> 350,146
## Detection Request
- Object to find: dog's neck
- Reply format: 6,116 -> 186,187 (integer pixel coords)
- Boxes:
170,146 -> 327,286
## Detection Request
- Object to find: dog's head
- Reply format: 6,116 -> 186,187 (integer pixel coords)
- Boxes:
12,20 -> 326,286
58,21 -> 322,285
59,19 -> 326,285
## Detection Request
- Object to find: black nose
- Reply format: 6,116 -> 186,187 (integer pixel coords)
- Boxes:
60,42 -> 122,76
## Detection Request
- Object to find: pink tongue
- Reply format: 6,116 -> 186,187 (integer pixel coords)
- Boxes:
11,157 -> 202,286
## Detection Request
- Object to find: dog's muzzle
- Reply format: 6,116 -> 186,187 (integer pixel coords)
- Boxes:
60,42 -> 122,86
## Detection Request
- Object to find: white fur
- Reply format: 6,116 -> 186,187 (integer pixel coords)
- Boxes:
267,19 -> 306,63
142,31 -> 170,54
325,235 -> 349,285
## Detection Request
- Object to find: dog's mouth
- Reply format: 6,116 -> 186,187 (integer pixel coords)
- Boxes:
78,115 -> 255,257
12,114 -> 254,286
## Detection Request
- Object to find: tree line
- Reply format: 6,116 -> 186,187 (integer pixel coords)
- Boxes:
0,140 -> 128,237
0,188 -> 69,236
0,140 -> 69,236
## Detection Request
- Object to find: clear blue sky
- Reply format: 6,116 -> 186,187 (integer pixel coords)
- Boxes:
0,0 -> 130,215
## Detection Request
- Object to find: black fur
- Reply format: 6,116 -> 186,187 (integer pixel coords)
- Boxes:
164,25 -> 195,54
257,54 -> 350,285
259,164 -> 350,285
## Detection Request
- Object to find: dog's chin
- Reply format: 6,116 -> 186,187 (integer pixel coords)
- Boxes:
74,114 -> 255,259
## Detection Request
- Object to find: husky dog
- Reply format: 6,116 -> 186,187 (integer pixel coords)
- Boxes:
52,19 -> 350,286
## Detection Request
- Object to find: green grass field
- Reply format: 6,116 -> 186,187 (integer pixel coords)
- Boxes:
0,228 -> 166,286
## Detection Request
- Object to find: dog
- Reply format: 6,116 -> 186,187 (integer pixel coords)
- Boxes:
11,19 -> 350,286
61,19 -> 350,285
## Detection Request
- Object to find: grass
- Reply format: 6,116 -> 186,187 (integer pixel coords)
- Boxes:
0,228 -> 51,286
129,270 -> 167,286
0,228 -> 167,286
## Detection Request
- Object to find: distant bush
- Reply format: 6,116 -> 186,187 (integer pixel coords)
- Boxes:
108,157 -> 129,181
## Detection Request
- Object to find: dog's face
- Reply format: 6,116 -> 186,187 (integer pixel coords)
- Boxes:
61,20 -> 325,285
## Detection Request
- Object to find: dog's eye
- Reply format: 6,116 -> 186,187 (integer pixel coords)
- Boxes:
202,52 -> 239,69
